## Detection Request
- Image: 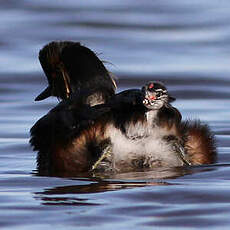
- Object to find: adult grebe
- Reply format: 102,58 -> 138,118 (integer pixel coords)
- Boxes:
31,41 -> 216,175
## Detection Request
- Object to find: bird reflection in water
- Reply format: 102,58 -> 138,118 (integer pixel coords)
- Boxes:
33,165 -> 216,206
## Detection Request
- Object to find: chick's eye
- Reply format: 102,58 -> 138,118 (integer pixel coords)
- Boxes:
156,92 -> 163,97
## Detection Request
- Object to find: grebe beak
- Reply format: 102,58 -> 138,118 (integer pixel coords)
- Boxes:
35,86 -> 52,101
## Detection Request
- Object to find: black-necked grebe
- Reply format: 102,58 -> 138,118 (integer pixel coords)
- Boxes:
30,41 -> 216,175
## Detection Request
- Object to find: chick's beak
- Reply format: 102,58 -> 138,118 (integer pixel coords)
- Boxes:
149,95 -> 156,100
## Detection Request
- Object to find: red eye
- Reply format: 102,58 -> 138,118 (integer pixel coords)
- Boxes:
149,83 -> 154,89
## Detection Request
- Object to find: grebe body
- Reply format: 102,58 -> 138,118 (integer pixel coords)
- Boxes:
30,41 -> 216,175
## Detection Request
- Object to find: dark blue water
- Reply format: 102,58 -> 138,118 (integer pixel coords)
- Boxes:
1,1 -> 230,229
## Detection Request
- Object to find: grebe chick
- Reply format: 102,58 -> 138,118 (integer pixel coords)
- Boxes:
35,41 -> 116,105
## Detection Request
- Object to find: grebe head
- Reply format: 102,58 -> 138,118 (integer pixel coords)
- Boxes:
142,81 -> 175,110
35,41 -> 116,101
